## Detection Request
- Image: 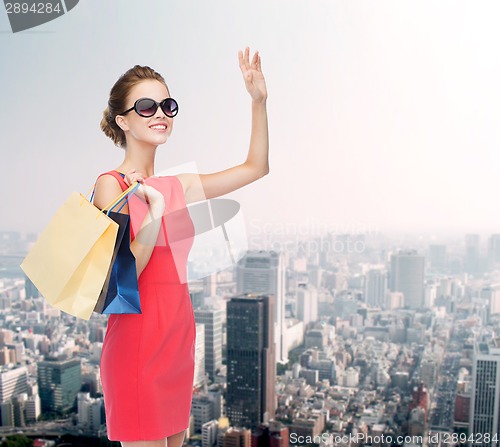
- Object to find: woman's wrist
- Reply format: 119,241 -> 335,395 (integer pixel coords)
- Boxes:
252,98 -> 267,108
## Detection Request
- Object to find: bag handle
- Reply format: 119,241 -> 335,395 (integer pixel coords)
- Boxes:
87,181 -> 140,215
102,182 -> 140,215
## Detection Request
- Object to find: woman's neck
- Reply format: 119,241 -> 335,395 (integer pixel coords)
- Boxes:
118,141 -> 157,178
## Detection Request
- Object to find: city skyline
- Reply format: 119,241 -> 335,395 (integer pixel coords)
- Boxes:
3,231 -> 500,443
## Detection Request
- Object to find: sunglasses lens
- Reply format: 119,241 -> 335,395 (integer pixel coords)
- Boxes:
136,99 -> 158,117
161,98 -> 178,117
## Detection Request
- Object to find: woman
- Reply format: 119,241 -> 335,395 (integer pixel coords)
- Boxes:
93,47 -> 269,447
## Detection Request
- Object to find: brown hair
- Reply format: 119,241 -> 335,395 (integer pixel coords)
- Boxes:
100,65 -> 169,148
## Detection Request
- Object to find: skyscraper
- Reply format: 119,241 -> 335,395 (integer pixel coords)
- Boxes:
0,366 -> 29,403
226,295 -> 275,429
24,275 -> 39,299
365,269 -> 387,308
236,251 -> 287,363
470,338 -> 500,447
480,286 -> 500,321
194,307 -> 223,380
252,421 -> 290,447
390,250 -> 425,309
488,234 -> 500,266
223,427 -> 251,447
428,244 -> 447,273
296,284 -> 318,326
465,234 -> 481,274
194,323 -> 206,389
38,357 -> 81,414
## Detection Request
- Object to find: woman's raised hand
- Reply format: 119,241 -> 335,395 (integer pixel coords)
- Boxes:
238,47 -> 267,104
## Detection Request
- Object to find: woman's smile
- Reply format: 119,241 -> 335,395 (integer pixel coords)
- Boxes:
149,122 -> 168,132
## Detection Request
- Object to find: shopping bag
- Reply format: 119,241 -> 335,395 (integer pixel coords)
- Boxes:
20,183 -> 138,320
92,173 -> 141,314
93,210 -> 141,314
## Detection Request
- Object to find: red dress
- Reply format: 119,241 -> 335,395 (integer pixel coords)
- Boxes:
99,171 -> 195,442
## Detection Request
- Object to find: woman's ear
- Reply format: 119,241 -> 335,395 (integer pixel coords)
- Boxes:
115,115 -> 129,132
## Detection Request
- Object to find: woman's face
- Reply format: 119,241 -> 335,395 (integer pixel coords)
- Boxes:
116,79 -> 174,147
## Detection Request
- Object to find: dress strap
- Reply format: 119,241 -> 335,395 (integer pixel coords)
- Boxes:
96,170 -> 128,192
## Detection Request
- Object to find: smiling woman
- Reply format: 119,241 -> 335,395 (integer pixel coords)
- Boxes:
92,48 -> 269,447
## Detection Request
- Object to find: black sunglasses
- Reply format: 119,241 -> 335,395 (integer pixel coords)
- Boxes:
119,97 -> 179,118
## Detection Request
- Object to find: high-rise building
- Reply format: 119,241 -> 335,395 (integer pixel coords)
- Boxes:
24,394 -> 41,422
386,292 -> 404,310
390,250 -> 425,309
428,244 -> 447,272
217,418 -> 231,447
252,421 -> 290,447
37,358 -> 81,414
226,295 -> 275,429
194,324 -> 206,389
203,273 -> 218,298
465,234 -> 481,274
24,275 -> 39,299
0,347 -> 15,366
470,338 -> 500,446
0,366 -> 29,403
488,234 -> 500,266
236,251 -> 287,363
454,373 -> 471,432
194,307 -> 223,380
192,395 -> 215,432
223,427 -> 251,447
202,419 -> 219,447
77,392 -> 104,430
296,284 -> 318,326
424,283 -> 437,308
1,401 -> 14,426
364,269 -> 387,308
479,286 -> 500,322
190,287 -> 205,309
13,394 -> 27,427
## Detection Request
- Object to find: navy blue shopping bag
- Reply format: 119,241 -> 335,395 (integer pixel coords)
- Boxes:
93,185 -> 141,315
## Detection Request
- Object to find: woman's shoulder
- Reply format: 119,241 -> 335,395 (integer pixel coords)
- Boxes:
96,169 -> 124,182
95,170 -> 129,188
93,170 -> 126,210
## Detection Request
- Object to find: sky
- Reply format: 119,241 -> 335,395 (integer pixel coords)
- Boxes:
1,0 -> 500,240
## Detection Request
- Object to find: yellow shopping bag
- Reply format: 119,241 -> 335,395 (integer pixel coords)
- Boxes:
20,183 -> 138,320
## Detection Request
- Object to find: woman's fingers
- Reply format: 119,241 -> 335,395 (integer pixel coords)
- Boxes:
241,48 -> 260,67
239,47 -> 261,80
238,50 -> 246,75
251,51 -> 258,69
124,169 -> 145,186
238,48 -> 266,100
239,47 -> 250,72
244,47 -> 250,69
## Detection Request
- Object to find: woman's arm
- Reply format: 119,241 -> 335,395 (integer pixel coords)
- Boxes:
178,47 -> 269,204
93,172 -> 165,277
